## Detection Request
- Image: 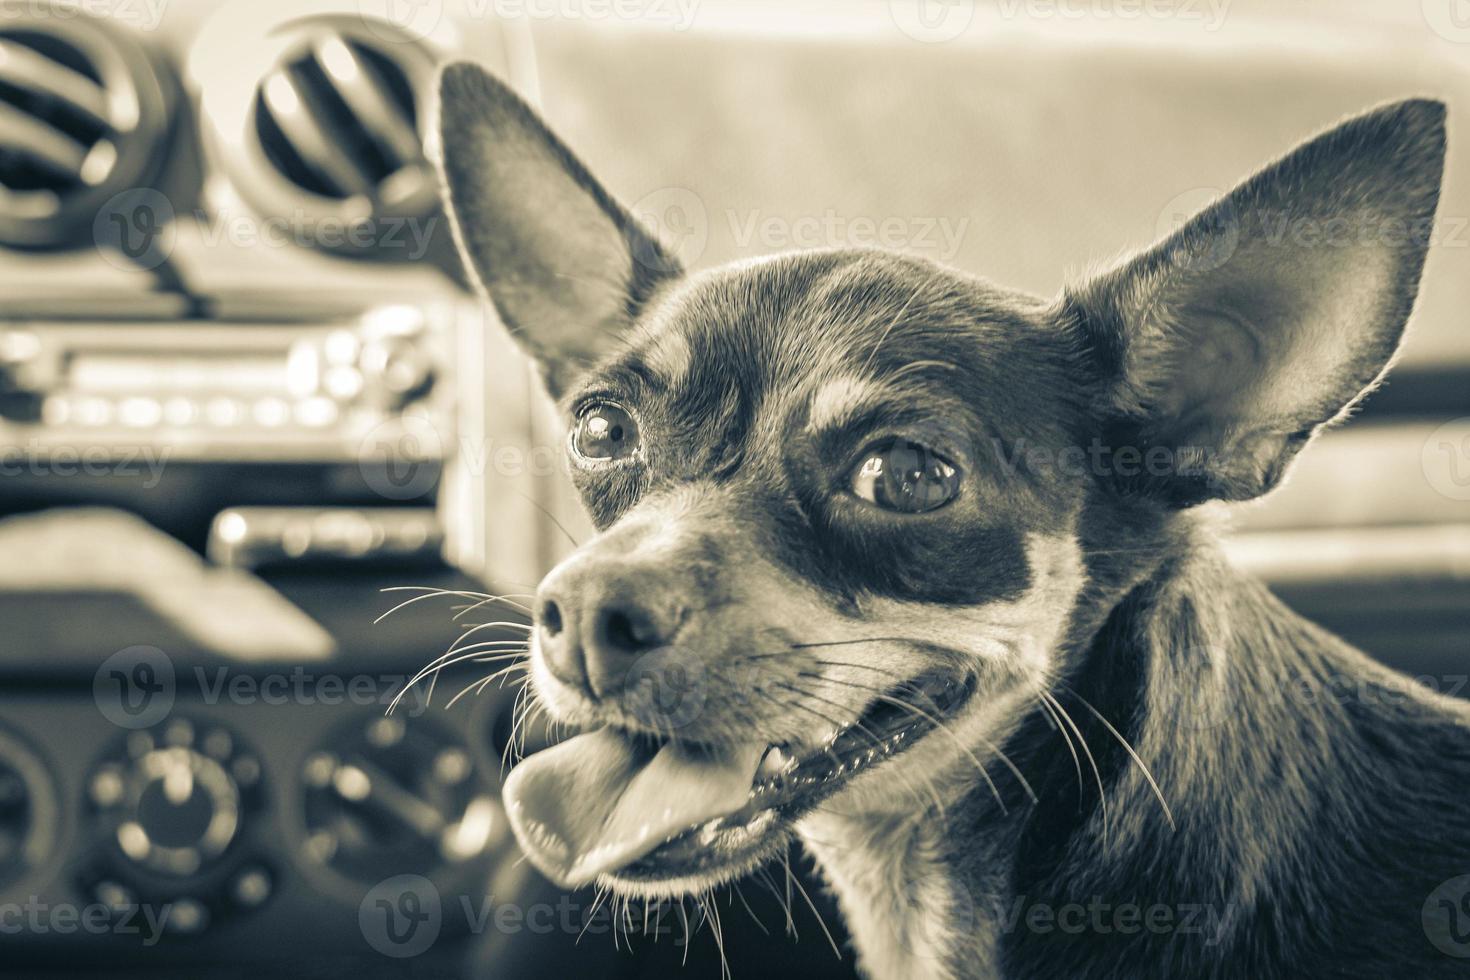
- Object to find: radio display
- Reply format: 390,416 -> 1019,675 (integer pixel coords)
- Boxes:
68,353 -> 293,394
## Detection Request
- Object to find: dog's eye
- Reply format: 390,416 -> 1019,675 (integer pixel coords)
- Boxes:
848,439 -> 960,513
572,403 -> 640,461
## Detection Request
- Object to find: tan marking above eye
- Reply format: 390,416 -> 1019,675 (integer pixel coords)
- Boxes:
806,375 -> 890,433
644,328 -> 693,387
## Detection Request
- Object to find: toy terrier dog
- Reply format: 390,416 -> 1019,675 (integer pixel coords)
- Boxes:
436,62 -> 1469,979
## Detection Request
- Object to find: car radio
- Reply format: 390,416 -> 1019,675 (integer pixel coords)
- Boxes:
0,300 -> 455,464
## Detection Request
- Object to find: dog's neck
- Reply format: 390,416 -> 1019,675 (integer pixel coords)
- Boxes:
801,507 -> 1448,979
796,503 -> 1197,977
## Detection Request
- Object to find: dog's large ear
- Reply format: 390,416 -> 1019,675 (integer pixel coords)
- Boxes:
434,63 -> 681,398
1069,99 -> 1445,506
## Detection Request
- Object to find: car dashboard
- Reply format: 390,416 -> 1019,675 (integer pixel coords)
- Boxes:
0,2 -> 1465,978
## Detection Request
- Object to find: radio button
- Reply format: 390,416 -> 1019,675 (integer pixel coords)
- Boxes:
204,397 -> 243,427
231,866 -> 272,909
40,396 -> 69,426
75,397 -> 113,427
89,766 -> 126,808
167,898 -> 209,934
93,880 -> 135,913
323,364 -> 363,400
323,329 -> 360,365
294,396 -> 338,428
360,335 -> 433,407
118,397 -> 162,427
252,398 -> 290,427
162,397 -> 196,427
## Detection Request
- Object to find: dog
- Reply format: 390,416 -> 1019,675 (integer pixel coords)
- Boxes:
434,61 -> 1470,979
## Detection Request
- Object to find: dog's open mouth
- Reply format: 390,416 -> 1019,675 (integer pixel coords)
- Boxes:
502,670 -> 975,890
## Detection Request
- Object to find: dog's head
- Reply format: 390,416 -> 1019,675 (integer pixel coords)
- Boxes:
436,63 -> 1444,896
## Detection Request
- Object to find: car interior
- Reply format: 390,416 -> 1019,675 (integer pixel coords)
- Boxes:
0,1 -> 1465,976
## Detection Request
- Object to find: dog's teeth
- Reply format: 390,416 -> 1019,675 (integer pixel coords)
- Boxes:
758,746 -> 792,780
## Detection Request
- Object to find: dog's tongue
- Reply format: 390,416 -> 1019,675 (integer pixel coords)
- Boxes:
502,728 -> 766,888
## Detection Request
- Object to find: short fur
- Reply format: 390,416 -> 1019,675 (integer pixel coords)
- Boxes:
436,62 -> 1470,979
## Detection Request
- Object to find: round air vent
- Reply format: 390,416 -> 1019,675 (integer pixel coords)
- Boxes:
211,16 -> 441,259
0,11 -> 171,249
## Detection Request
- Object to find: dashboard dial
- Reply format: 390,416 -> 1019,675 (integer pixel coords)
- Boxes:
301,715 -> 503,881
89,719 -> 264,879
112,746 -> 240,876
0,728 -> 58,887
83,719 -> 271,935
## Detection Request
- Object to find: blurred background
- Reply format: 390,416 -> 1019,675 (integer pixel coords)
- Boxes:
0,0 -> 1465,975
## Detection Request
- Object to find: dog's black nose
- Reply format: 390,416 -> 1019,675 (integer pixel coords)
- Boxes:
535,575 -> 674,699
